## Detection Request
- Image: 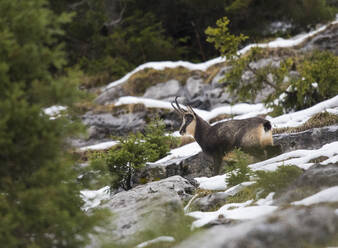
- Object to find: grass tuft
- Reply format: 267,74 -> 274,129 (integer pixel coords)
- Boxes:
273,112 -> 338,134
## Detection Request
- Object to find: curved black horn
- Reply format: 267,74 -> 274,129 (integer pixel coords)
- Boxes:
171,101 -> 181,113
187,105 -> 196,114
175,96 -> 186,113
171,96 -> 186,114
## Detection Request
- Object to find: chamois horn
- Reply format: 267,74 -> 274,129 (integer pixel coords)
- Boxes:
171,96 -> 187,114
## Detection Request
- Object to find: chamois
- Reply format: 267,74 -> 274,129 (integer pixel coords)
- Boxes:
171,97 -> 273,175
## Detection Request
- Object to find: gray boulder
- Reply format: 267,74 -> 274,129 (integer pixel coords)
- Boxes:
175,206 -> 338,248
101,176 -> 195,245
301,23 -> 338,55
275,162 -> 338,205
82,111 -> 146,137
143,79 -> 182,99
133,152 -> 214,185
95,85 -> 125,104
273,125 -> 338,153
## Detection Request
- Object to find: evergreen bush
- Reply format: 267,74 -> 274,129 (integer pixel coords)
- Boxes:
225,149 -> 253,187
274,50 -> 338,112
255,165 -> 303,197
0,0 -> 106,246
91,119 -> 178,190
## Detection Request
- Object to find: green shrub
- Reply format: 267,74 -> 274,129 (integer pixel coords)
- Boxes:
225,149 -> 254,187
208,28 -> 338,113
275,50 -> 338,112
255,165 -> 303,197
205,16 -> 248,60
91,119 -> 177,190
0,0 -> 106,246
224,47 -> 293,104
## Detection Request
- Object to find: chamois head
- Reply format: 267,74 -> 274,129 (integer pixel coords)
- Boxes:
171,97 -> 197,136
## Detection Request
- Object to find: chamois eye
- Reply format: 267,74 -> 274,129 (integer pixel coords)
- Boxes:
185,114 -> 193,122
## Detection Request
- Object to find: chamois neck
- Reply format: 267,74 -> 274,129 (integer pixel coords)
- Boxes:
193,115 -> 211,151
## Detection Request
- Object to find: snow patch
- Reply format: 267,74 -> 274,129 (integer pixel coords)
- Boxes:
249,141 -> 338,171
79,141 -> 118,151
256,192 -> 275,206
292,186 -> 338,206
43,106 -> 67,119
80,186 -> 110,211
104,18 -> 338,91
188,199 -> 277,229
151,142 -> 201,165
271,95 -> 338,128
195,174 -> 229,191
136,236 -> 175,248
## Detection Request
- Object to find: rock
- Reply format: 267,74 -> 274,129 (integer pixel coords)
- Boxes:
275,162 -> 338,205
301,23 -> 338,55
133,152 -> 214,185
143,79 -> 182,99
190,192 -> 230,212
185,76 -> 206,99
174,206 -> 338,248
82,111 -> 146,137
95,85 -> 125,104
273,125 -> 338,153
211,66 -> 231,86
100,176 -> 195,245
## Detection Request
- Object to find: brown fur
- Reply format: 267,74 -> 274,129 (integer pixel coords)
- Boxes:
171,97 -> 274,175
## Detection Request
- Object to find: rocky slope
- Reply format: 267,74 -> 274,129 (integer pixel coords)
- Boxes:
79,20 -> 338,248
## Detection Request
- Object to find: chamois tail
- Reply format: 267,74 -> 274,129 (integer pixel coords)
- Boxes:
263,120 -> 272,132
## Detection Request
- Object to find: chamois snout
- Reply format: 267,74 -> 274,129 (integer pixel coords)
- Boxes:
171,97 -> 197,137
179,114 -> 196,136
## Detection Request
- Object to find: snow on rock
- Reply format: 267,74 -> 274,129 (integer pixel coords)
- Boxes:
43,105 -> 67,119
114,94 -> 338,130
151,142 -> 201,165
249,141 -> 338,171
256,192 -> 275,206
195,174 -> 229,191
320,154 -> 338,165
80,186 -> 110,211
202,103 -> 268,122
114,96 -> 267,122
115,96 -> 180,111
271,95 -> 338,128
188,199 -> 277,229
292,186 -> 338,206
136,236 -> 175,248
79,140 -> 118,151
104,18 -> 338,91
221,181 -> 256,196
104,58 -> 225,90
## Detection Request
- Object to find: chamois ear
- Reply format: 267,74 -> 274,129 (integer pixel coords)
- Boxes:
187,105 -> 196,116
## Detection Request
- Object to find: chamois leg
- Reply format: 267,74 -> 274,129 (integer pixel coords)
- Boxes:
212,155 -> 223,176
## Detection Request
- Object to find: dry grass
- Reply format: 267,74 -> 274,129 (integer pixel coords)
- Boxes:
122,66 -> 207,96
273,112 -> 338,134
205,62 -> 226,84
80,72 -> 112,89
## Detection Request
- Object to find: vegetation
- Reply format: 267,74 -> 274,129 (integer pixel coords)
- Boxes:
224,150 -> 304,202
90,119 -> 178,190
206,17 -> 338,113
0,0 -> 106,246
47,0 -> 336,87
255,165 -> 303,197
273,111 -> 338,134
122,67 -> 196,96
225,149 -> 254,187
273,50 -> 338,113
